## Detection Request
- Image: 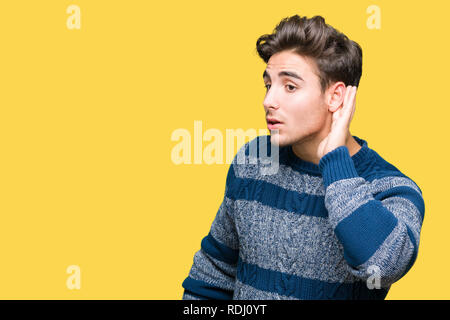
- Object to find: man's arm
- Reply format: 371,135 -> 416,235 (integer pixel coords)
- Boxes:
318,146 -> 425,288
181,148 -> 244,300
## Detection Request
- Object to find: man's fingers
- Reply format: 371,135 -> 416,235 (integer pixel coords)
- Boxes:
345,86 -> 356,117
334,86 -> 356,126
343,85 -> 351,107
349,86 -> 357,121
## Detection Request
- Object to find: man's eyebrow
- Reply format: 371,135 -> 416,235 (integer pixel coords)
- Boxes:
262,70 -> 304,81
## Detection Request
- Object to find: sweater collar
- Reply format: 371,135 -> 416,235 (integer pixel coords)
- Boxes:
285,135 -> 371,175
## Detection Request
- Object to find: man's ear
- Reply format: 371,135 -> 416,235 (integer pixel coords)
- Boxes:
326,82 -> 346,112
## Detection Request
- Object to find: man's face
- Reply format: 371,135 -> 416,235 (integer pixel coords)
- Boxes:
263,50 -> 329,147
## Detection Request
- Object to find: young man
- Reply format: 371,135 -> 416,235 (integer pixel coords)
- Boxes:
181,14 -> 425,300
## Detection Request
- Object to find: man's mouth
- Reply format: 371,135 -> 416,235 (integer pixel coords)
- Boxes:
266,118 -> 283,130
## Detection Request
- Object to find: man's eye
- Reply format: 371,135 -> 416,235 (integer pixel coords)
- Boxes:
286,85 -> 296,92
264,84 -> 296,92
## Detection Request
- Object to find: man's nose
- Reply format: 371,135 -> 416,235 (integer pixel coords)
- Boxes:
263,90 -> 280,110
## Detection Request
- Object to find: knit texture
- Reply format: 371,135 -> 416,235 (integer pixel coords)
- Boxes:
182,135 -> 425,300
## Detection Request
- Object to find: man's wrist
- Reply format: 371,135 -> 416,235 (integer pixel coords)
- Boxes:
318,146 -> 359,187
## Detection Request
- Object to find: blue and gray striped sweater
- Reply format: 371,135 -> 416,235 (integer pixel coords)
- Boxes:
182,135 -> 425,300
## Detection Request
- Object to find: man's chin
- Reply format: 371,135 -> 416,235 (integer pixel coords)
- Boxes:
269,132 -> 287,147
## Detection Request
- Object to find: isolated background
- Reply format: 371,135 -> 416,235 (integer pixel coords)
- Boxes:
0,0 -> 446,299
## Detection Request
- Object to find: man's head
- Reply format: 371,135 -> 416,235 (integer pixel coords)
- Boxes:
256,15 -> 362,148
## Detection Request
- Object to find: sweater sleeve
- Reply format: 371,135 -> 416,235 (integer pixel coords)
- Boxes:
181,150 -> 242,300
318,146 -> 425,288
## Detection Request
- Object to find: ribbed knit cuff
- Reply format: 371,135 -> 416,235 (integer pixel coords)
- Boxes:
318,146 -> 359,188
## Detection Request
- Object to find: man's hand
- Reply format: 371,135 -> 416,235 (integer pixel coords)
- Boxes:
317,85 -> 357,160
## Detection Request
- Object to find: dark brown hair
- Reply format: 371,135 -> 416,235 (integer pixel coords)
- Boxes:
256,15 -> 362,94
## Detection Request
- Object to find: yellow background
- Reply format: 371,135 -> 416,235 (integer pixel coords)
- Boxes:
0,0 -> 446,299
